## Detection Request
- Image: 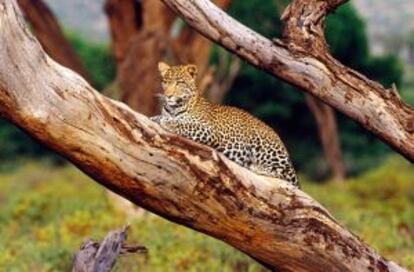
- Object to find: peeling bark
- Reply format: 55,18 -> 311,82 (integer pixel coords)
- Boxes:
0,1 -> 408,271
161,0 -> 414,162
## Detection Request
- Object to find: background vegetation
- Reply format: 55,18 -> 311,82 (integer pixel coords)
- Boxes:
0,1 -> 413,271
0,157 -> 412,271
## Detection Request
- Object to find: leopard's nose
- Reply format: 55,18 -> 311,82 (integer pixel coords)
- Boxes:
164,85 -> 175,95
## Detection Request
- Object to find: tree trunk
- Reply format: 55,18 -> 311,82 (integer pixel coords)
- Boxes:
204,51 -> 241,103
305,94 -> 346,181
105,0 -> 175,115
105,0 -> 233,114
161,0 -> 414,162
0,1 -> 407,271
16,0 -> 90,82
172,0 -> 232,79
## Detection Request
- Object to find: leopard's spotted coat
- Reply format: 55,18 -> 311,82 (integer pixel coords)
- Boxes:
151,62 -> 299,187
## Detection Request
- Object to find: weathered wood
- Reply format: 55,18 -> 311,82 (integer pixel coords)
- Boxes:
0,1 -> 407,271
72,226 -> 147,272
160,0 -> 414,162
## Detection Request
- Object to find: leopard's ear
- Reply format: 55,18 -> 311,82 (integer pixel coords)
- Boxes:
186,64 -> 198,79
158,62 -> 170,77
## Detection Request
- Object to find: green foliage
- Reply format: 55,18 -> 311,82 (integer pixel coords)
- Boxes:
0,120 -> 61,164
228,0 -> 283,38
0,162 -> 265,272
304,157 -> 414,268
66,32 -> 116,90
224,1 -> 405,178
0,158 -> 412,270
325,3 -> 369,69
363,54 -> 404,88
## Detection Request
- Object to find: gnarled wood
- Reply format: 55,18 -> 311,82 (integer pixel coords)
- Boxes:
160,0 -> 414,162
72,226 -> 147,272
0,1 -> 407,271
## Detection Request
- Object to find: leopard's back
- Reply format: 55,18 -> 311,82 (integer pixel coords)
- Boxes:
178,101 -> 299,187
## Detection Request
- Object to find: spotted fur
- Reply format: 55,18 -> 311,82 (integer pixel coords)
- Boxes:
151,62 -> 299,187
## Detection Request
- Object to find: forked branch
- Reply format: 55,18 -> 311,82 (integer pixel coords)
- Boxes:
161,0 -> 414,161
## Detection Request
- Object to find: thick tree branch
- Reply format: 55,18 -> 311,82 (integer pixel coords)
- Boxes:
160,0 -> 414,161
0,1 -> 407,271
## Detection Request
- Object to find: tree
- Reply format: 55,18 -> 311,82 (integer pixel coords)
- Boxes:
225,0 -> 403,179
162,0 -> 414,162
0,0 -> 410,271
104,0 -> 232,115
278,0 -> 346,181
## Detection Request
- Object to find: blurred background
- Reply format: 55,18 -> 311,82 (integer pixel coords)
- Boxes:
0,0 -> 413,271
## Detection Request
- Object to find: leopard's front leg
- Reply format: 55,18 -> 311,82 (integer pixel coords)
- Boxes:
150,115 -> 163,124
150,115 -> 182,135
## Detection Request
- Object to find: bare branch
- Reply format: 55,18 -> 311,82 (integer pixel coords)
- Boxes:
0,1 -> 408,271
72,226 -> 147,272
160,0 -> 414,161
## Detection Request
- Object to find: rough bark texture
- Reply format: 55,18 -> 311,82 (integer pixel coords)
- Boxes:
16,0 -> 90,82
72,226 -> 147,272
305,94 -> 346,181
0,1 -> 408,271
272,0 -> 346,180
161,0 -> 414,162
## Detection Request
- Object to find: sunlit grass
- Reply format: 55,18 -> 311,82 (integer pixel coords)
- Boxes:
0,157 -> 413,271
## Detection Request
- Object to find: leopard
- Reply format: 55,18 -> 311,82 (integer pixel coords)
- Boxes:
151,62 -> 299,187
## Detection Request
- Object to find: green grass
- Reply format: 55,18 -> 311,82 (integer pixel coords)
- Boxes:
0,157 -> 413,271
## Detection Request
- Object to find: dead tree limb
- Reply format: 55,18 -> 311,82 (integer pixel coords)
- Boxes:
72,226 -> 147,272
0,1 -> 407,271
160,0 -> 414,162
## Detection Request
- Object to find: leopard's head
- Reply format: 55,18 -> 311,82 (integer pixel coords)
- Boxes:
158,62 -> 199,116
